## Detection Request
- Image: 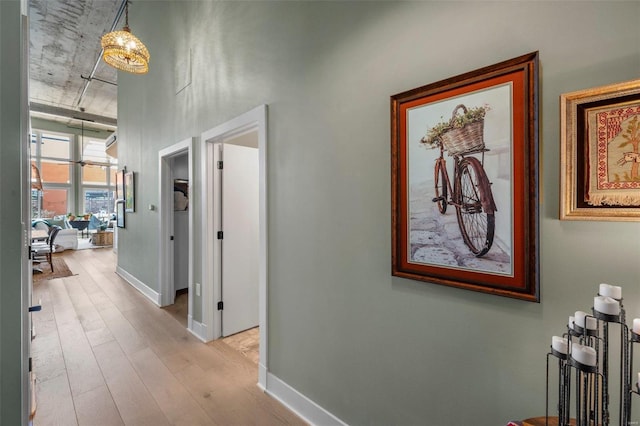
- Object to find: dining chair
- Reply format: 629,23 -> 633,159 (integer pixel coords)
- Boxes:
32,226 -> 61,273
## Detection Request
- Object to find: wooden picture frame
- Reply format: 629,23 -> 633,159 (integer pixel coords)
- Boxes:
391,52 -> 540,302
124,171 -> 135,213
115,169 -> 125,200
116,200 -> 125,228
560,79 -> 640,221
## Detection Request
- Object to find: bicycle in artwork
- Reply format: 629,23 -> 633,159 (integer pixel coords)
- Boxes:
422,104 -> 497,257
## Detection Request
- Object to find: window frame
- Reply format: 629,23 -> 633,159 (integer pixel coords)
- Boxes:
30,128 -> 118,218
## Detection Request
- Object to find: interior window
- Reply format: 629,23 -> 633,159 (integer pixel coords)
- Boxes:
41,188 -> 69,216
83,189 -> 115,216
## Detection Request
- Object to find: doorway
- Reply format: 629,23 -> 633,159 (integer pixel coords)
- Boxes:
200,105 -> 268,388
158,138 -> 194,329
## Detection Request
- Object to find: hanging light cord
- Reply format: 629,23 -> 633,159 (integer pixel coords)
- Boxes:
124,0 -> 129,30
76,0 -> 128,108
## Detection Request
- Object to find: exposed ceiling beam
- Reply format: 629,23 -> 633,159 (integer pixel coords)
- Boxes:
76,0 -> 127,108
29,102 -> 117,127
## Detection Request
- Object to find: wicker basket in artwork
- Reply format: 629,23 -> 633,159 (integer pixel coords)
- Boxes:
440,104 -> 485,156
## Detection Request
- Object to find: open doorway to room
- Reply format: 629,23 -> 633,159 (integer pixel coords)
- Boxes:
215,136 -> 260,364
162,153 -> 190,326
200,105 -> 268,387
159,138 -> 194,329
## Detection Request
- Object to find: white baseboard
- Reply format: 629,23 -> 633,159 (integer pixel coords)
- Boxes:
187,315 -> 208,342
258,363 -> 267,391
115,266 -> 161,306
265,372 -> 346,426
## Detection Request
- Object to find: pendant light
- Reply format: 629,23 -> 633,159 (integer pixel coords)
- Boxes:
101,0 -> 150,74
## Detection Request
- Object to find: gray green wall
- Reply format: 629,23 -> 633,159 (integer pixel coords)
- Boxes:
0,0 -> 27,424
116,1 -> 640,424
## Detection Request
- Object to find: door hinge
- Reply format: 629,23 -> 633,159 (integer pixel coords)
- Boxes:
170,235 -> 174,241
217,231 -> 223,240
217,301 -> 224,310
217,161 -> 223,169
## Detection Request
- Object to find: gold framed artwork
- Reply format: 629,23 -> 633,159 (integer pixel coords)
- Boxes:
560,79 -> 640,221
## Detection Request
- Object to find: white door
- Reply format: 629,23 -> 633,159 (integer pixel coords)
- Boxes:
220,143 -> 259,336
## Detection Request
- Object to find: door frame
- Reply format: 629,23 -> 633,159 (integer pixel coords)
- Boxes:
200,105 -> 268,388
21,7 -> 32,423
158,138 -> 194,327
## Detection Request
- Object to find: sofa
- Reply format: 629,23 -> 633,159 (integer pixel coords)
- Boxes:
32,217 -> 78,251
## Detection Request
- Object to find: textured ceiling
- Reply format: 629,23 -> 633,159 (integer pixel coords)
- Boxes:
29,0 -> 122,129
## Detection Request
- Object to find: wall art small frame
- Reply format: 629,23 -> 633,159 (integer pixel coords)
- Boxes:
391,52 -> 540,302
560,79 -> 640,221
124,171 -> 135,213
115,169 -> 125,200
116,200 -> 125,228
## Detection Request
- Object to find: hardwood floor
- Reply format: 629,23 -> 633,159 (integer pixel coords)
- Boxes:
162,289 -> 189,328
31,248 -> 305,426
162,289 -> 261,365
221,327 -> 260,365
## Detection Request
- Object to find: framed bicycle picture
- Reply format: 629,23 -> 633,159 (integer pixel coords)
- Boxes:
391,52 -> 540,302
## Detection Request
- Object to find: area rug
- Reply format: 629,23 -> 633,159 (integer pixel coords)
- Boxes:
32,256 -> 74,282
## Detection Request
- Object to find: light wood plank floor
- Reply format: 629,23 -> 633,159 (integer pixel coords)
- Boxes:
31,248 -> 305,426
162,290 -> 261,365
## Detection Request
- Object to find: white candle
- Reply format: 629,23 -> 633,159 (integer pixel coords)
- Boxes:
574,311 -> 597,331
575,311 -> 587,328
599,283 -> 622,299
568,316 -> 575,330
634,318 -> 640,334
594,296 -> 620,316
552,336 -> 569,354
571,343 -> 597,367
611,285 -> 622,299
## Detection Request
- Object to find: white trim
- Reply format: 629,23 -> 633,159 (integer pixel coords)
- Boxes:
116,266 -> 161,306
265,372 -> 347,426
258,362 -> 268,392
212,144 -> 223,336
158,138 -> 194,314
200,105 -> 268,390
187,315 -> 208,342
201,141 -> 218,341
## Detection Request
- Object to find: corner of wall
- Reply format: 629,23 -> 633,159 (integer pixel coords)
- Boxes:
187,315 -> 208,342
115,266 -> 161,306
264,372 -> 347,426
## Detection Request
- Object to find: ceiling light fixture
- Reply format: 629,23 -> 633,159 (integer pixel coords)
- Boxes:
101,0 -> 150,74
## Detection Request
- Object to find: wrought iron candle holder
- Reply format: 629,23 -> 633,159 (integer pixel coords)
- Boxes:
546,285 -> 639,426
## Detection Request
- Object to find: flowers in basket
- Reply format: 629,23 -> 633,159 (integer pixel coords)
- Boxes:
420,104 -> 490,149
